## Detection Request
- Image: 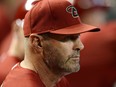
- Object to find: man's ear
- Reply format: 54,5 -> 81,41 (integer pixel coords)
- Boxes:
29,34 -> 43,48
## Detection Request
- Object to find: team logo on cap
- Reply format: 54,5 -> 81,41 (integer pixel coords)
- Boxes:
66,5 -> 79,18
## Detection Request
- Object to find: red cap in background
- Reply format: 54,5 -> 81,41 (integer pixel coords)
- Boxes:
15,0 -> 28,20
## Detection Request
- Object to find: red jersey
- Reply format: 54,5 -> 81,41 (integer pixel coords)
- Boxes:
0,55 -> 20,85
2,63 -> 70,87
0,5 -> 11,44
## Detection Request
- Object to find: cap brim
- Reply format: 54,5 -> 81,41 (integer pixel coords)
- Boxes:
50,23 -> 100,35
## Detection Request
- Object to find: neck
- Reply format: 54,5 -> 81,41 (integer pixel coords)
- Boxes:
20,54 -> 62,87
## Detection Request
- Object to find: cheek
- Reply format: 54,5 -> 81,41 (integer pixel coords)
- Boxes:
59,42 -> 74,56
43,40 -> 74,63
47,40 -> 65,53
42,41 -> 62,60
42,43 -> 65,70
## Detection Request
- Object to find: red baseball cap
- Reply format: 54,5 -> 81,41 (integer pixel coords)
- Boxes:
23,0 -> 100,36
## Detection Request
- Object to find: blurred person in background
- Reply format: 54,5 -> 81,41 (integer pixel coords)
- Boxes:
0,20 -> 24,85
0,0 -> 27,85
0,0 -> 27,55
66,0 -> 116,87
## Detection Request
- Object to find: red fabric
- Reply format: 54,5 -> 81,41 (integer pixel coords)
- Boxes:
0,32 -> 12,55
14,0 -> 27,20
0,5 -> 11,44
66,22 -> 116,87
2,63 -> 70,87
0,55 -> 20,85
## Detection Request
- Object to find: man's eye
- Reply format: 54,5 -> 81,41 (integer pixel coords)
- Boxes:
53,34 -> 80,42
59,37 -> 69,42
60,36 -> 78,42
71,35 -> 80,40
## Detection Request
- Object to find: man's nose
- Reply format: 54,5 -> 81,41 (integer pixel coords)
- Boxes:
73,39 -> 84,51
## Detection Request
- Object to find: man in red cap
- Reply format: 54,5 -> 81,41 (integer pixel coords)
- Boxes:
0,0 -> 27,84
2,0 -> 100,87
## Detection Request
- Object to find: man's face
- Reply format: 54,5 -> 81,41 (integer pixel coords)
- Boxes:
42,33 -> 84,75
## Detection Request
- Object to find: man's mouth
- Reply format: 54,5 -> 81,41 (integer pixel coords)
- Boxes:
71,56 -> 80,62
65,55 -> 80,63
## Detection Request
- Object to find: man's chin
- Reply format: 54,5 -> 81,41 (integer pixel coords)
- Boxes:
71,67 -> 80,73
64,66 -> 80,75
